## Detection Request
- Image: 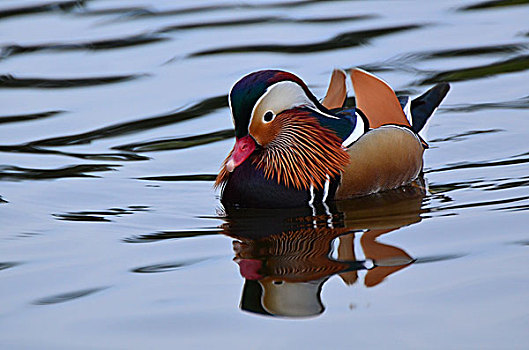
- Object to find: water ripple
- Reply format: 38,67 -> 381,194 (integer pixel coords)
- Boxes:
428,180 -> 483,195
158,14 -> 374,33
159,16 -> 281,32
0,110 -> 64,125
458,0 -> 529,11
0,0 -> 85,19
190,24 -> 422,56
0,261 -> 21,271
137,174 -> 217,182
429,129 -> 504,143
485,177 -> 529,191
114,129 -> 233,153
21,95 -> 226,147
435,195 -> 529,213
0,34 -> 169,60
131,258 -> 208,273
0,74 -> 144,89
414,254 -> 465,264
429,175 -> 529,196
497,203 -> 529,212
0,144 -> 149,162
418,54 -> 529,85
440,95 -> 529,113
124,229 -> 221,243
0,164 -> 119,181
33,286 -> 107,305
416,43 -> 529,59
79,1 -> 353,20
427,154 -> 529,173
513,239 -> 529,246
53,205 -> 150,222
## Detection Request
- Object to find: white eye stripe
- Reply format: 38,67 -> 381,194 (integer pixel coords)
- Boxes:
250,81 -> 315,129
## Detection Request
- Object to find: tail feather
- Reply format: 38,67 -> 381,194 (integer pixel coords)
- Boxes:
410,83 -> 450,133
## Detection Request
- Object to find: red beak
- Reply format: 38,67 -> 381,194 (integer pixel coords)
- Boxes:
235,258 -> 263,280
225,135 -> 256,172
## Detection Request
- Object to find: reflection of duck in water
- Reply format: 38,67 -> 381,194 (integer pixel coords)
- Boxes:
221,182 -> 426,318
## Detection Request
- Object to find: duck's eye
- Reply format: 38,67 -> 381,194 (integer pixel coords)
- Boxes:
263,110 -> 275,123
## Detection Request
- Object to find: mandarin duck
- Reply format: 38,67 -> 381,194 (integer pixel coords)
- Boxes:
216,68 -> 449,208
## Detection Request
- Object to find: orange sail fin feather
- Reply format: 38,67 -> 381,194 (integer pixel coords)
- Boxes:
322,69 -> 347,109
350,69 -> 410,128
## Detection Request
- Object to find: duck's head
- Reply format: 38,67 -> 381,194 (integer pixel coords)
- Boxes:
225,70 -> 324,172
217,69 -> 349,191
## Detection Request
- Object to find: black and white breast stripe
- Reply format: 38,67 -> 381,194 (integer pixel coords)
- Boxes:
341,110 -> 369,148
308,175 -> 340,206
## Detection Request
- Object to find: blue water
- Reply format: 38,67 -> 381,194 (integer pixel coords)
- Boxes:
1,0 -> 529,348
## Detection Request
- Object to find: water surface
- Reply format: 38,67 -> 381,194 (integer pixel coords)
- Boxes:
1,0 -> 529,348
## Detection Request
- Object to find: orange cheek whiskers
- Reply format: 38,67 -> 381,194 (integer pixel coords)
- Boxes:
253,111 -> 349,191
216,111 -> 349,191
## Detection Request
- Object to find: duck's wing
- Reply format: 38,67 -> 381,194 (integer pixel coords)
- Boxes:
349,69 -> 411,128
322,69 -> 347,109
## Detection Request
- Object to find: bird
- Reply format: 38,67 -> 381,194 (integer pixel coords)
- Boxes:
215,68 -> 450,208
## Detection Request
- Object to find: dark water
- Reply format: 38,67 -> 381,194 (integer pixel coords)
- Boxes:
1,0 -> 529,348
